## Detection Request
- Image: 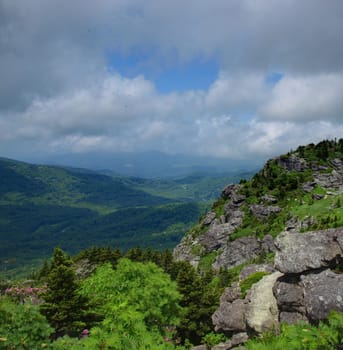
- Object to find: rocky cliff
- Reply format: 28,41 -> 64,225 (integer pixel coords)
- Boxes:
173,139 -> 343,349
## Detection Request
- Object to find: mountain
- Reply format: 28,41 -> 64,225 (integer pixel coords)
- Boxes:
173,139 -> 343,347
29,150 -> 261,178
0,157 -> 252,277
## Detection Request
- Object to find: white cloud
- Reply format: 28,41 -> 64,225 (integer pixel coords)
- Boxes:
1,1 -> 343,163
260,73 -> 343,122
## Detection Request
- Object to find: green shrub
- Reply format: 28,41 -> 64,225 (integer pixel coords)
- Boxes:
0,297 -> 52,350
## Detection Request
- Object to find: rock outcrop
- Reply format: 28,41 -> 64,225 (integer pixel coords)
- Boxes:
211,227 -> 343,347
246,271 -> 283,333
184,142 -> 343,349
274,228 -> 343,274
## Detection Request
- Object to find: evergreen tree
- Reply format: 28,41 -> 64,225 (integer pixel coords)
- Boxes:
40,248 -> 94,338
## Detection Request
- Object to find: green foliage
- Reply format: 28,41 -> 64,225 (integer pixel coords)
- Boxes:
202,332 -> 227,347
212,197 -> 226,218
240,271 -> 270,298
81,259 -> 182,336
246,311 -> 343,350
0,297 -> 52,350
198,251 -> 218,273
40,248 -> 94,338
174,262 -> 223,345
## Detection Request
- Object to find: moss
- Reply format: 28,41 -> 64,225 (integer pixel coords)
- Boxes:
198,251 -> 219,273
212,197 -> 226,218
240,271 -> 270,298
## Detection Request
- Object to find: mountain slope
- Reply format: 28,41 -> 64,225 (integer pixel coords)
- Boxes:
174,139 -> 343,270
0,157 -> 251,277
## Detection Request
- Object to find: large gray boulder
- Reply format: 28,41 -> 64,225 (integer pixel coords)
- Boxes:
213,236 -> 261,270
212,299 -> 248,332
273,278 -> 305,315
246,271 -> 283,333
274,228 -> 343,274
301,269 -> 343,321
200,222 -> 240,250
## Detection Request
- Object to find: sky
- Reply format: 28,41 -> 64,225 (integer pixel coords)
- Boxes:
1,0 -> 343,166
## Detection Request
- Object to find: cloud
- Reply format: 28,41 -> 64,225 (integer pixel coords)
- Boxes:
1,0 -> 343,163
260,73 -> 343,122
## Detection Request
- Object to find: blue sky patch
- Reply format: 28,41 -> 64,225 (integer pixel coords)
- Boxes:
107,52 -> 219,93
265,72 -> 284,86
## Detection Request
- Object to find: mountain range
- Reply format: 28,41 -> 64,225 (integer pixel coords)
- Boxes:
0,156 -> 252,277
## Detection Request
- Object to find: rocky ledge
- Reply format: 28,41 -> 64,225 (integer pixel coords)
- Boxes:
207,227 -> 343,350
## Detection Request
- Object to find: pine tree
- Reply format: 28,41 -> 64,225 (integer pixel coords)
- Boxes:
40,248 -> 94,338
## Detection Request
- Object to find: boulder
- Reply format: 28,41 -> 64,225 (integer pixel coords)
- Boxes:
220,282 -> 241,303
301,269 -> 343,321
213,237 -> 261,270
279,311 -> 308,324
302,182 -> 316,193
212,299 -> 248,332
274,228 -> 343,274
276,154 -> 308,172
249,204 -> 281,220
212,342 -> 232,350
221,184 -> 241,200
173,236 -> 201,267
200,223 -> 237,250
261,234 -> 276,253
231,332 -> 249,347
246,271 -> 283,333
273,278 -> 305,314
203,211 -> 217,225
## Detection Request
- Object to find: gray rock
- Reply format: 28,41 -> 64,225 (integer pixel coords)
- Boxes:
213,237 -> 261,270
279,311 -> 308,324
313,160 -> 343,193
203,211 -> 217,225
303,182 -> 316,193
261,194 -> 277,204
212,299 -> 248,332
249,204 -> 281,220
312,193 -> 324,200
246,271 -> 283,333
220,282 -> 241,303
212,342 -> 232,350
221,184 -> 240,200
301,269 -> 343,321
261,234 -> 276,253
231,332 -> 249,347
273,279 -> 305,314
285,216 -> 317,232
274,228 -> 343,274
277,155 -> 308,172
224,209 -> 244,225
173,236 -> 201,267
192,345 -> 208,350
239,264 -> 275,281
200,223 -> 237,250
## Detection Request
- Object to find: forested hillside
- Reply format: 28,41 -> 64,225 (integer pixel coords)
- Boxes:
0,157 -> 250,278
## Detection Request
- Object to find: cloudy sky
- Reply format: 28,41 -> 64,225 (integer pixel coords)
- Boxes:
1,0 -> 343,165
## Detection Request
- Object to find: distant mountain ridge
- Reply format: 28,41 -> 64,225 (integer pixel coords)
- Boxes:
0,156 -> 251,278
